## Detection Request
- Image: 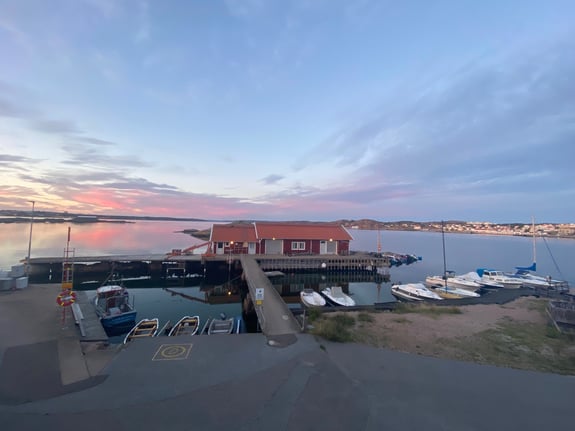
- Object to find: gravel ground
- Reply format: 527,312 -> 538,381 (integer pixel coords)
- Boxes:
342,297 -> 575,374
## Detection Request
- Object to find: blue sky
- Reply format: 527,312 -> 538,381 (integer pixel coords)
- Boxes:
1,0 -> 574,223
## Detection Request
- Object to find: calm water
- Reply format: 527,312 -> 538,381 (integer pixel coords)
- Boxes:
2,221 -> 574,334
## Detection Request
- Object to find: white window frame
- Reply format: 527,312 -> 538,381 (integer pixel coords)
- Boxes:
291,241 -> 306,251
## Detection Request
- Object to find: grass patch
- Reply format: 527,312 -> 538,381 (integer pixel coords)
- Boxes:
310,313 -> 356,343
357,312 -> 375,323
523,298 -> 549,314
306,307 -> 323,322
449,321 -> 575,375
395,303 -> 462,317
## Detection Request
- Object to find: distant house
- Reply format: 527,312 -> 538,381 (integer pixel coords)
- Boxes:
209,222 -> 353,256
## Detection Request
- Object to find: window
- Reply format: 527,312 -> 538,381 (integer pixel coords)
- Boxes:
291,241 -> 305,251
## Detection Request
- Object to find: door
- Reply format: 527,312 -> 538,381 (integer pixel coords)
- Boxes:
320,240 -> 327,255
265,239 -> 283,254
248,242 -> 256,255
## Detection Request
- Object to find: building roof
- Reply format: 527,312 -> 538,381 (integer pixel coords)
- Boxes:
255,222 -> 353,240
210,223 -> 258,243
210,222 -> 353,242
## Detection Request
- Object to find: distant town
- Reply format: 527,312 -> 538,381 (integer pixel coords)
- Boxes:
1,210 -> 573,239
336,219 -> 575,238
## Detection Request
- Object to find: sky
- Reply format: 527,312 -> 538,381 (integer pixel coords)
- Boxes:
1,0 -> 574,223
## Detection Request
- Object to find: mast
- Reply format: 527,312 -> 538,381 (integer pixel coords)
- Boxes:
531,216 -> 536,267
441,221 -> 447,290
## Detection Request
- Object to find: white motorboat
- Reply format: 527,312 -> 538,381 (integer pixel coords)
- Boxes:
321,286 -> 355,307
477,269 -> 524,289
300,288 -> 326,308
425,271 -> 482,292
459,271 -> 504,289
391,283 -> 443,301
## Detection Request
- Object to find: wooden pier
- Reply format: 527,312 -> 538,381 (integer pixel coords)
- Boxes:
28,252 -> 392,285
240,255 -> 301,338
252,254 -> 390,273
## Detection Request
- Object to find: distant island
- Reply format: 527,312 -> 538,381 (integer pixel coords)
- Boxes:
1,210 -> 573,239
0,210 -> 211,224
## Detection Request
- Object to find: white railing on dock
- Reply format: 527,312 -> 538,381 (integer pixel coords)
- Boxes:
71,302 -> 86,337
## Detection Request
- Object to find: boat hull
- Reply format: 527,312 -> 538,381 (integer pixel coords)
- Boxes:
320,286 -> 355,307
391,283 -> 443,301
100,311 -> 137,329
300,290 -> 326,308
425,276 -> 482,292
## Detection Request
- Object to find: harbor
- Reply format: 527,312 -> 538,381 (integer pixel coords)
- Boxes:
1,283 -> 575,431
2,223 -> 575,429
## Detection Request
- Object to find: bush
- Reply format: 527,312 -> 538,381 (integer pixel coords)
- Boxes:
307,307 -> 323,322
311,313 -> 356,342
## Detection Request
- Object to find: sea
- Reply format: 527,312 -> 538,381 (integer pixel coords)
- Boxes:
2,220 -> 574,337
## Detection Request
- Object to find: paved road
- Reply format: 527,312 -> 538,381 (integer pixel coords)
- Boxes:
1,285 -> 574,430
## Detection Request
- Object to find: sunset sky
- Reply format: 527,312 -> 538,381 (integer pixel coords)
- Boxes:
1,0 -> 574,223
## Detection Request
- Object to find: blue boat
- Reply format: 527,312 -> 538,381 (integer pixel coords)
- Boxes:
93,283 -> 137,330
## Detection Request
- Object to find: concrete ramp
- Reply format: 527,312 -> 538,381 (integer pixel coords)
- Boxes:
240,255 -> 301,340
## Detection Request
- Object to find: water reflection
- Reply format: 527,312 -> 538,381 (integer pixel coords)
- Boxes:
0,221 -> 213,269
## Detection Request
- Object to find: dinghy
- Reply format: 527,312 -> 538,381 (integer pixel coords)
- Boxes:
168,315 -> 200,336
123,318 -> 159,344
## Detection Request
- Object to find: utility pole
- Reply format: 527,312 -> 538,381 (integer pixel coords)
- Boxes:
26,201 -> 35,276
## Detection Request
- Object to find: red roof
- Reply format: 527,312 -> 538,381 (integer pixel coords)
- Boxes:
210,223 -> 258,243
255,222 -> 353,241
210,222 -> 353,242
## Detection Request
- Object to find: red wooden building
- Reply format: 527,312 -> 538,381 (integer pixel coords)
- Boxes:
209,222 -> 353,256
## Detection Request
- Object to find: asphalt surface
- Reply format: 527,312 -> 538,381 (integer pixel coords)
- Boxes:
1,285 -> 574,430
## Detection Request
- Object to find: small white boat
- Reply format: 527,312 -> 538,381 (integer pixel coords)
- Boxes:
123,318 -> 159,344
300,288 -> 326,308
425,271 -> 482,292
429,284 -> 481,299
512,271 -> 569,290
321,286 -> 355,307
459,271 -> 504,289
391,283 -> 444,301
477,269 -> 523,289
208,316 -> 235,335
168,315 -> 200,336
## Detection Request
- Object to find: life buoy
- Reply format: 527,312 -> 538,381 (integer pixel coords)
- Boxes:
56,290 -> 77,307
